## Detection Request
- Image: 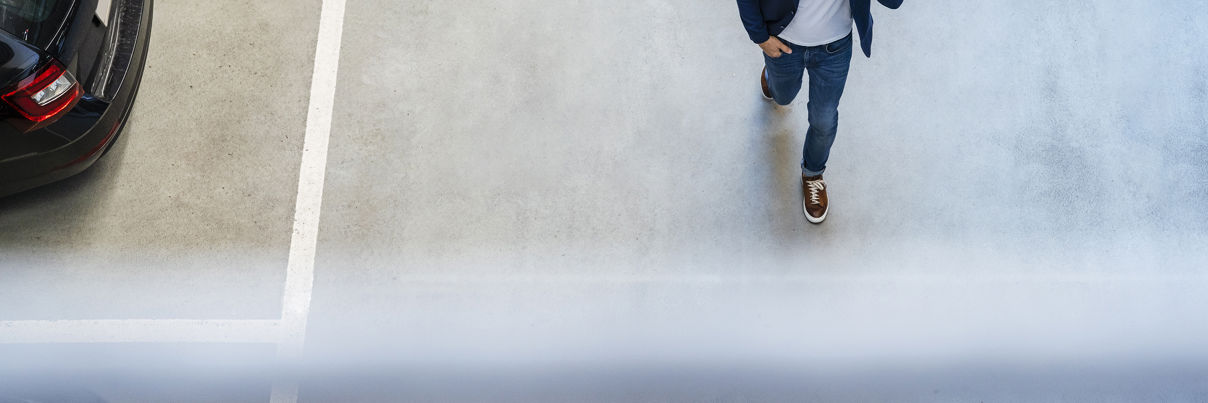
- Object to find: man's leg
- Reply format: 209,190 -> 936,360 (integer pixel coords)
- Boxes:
802,34 -> 853,176
800,34 -> 852,224
762,41 -> 806,106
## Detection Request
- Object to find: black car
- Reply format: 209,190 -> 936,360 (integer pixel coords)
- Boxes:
0,0 -> 151,197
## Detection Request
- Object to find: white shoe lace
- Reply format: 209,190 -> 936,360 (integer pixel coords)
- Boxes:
806,179 -> 825,205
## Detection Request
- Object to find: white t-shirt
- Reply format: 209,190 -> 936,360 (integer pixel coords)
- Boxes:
777,0 -> 853,47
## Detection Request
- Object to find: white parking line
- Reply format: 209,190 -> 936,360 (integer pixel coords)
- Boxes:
271,0 -> 348,400
0,319 -> 282,344
277,0 -> 346,358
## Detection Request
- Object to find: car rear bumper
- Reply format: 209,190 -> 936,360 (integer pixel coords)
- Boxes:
0,0 -> 152,198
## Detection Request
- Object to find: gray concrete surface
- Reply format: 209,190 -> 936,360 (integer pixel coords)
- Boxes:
302,0 -> 1208,400
1,0 -> 1207,401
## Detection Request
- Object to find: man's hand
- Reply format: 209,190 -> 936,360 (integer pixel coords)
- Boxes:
759,37 -> 793,58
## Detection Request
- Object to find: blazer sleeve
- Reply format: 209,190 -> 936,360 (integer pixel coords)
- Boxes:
877,0 -> 903,9
736,0 -> 770,44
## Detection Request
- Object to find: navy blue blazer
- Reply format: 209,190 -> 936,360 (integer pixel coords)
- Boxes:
736,0 -> 902,57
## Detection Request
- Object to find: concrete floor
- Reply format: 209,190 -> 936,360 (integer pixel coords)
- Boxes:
3,0 -> 1208,402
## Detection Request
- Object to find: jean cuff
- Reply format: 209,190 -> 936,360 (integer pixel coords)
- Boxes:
801,166 -> 825,177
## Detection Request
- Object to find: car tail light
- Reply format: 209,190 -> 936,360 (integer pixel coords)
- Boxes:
2,61 -> 80,123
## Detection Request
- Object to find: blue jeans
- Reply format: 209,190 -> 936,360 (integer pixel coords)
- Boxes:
763,33 -> 852,176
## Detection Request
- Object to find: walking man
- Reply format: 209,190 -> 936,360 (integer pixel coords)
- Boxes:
736,0 -> 902,223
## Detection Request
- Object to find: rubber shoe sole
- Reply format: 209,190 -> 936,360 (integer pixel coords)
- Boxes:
804,199 -> 828,224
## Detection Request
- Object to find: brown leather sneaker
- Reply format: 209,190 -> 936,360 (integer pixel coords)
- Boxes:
802,174 -> 828,224
761,67 -> 772,100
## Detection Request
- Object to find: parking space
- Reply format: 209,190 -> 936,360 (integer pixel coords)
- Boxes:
298,0 -> 1208,398
0,0 -> 321,320
0,0 -> 1207,402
